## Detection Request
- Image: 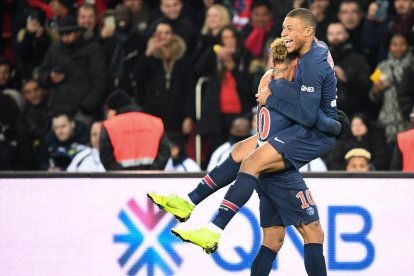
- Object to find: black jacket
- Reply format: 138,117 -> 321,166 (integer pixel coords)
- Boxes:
330,43 -> 375,119
38,36 -> 107,116
323,122 -> 390,170
99,104 -> 170,170
104,28 -> 147,97
134,35 -> 195,133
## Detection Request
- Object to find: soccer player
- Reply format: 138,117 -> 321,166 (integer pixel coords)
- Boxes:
149,8 -> 346,266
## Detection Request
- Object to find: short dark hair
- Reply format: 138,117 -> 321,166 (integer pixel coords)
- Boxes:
286,8 -> 317,29
51,108 -> 75,121
251,0 -> 272,12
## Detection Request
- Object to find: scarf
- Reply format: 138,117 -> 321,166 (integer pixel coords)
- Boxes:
244,21 -> 273,57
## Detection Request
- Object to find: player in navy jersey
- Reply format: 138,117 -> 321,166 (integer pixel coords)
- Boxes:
148,9 -> 347,274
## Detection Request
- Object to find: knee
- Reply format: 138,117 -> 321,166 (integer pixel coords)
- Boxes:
300,221 -> 325,244
230,142 -> 245,163
263,236 -> 284,252
239,155 -> 260,173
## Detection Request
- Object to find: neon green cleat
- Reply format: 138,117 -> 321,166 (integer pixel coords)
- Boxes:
171,227 -> 220,254
147,193 -> 194,222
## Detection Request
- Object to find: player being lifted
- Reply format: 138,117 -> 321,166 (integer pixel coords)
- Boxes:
148,8 -> 348,273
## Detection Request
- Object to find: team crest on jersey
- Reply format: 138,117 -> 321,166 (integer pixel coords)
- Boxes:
306,207 -> 315,216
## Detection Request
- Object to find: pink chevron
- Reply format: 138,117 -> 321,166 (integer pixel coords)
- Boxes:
221,199 -> 239,212
128,198 -> 166,230
203,175 -> 217,190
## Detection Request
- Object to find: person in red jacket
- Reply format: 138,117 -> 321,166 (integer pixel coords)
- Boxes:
99,89 -> 170,170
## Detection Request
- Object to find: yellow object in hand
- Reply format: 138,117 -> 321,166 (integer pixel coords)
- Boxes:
370,68 -> 382,83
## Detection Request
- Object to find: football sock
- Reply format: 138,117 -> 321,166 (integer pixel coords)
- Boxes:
251,245 -> 277,276
188,154 -> 240,205
212,172 -> 258,230
304,243 -> 327,276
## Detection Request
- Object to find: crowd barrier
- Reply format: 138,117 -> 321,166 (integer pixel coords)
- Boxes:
1,172 -> 413,276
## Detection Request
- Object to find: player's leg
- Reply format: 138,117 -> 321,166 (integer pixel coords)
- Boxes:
148,134 -> 258,222
295,221 -> 327,276
251,226 -> 285,276
171,142 -> 284,253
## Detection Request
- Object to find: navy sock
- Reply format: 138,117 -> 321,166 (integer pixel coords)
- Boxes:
251,245 -> 277,276
212,172 -> 258,230
304,243 -> 327,276
188,154 -> 240,205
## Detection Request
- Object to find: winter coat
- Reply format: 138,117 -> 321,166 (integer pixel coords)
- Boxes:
38,37 -> 107,116
330,43 -> 374,119
104,29 -> 147,96
323,122 -> 390,170
134,35 -> 195,133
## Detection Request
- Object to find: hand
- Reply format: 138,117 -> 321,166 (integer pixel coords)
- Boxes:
50,71 -> 65,84
145,37 -> 164,57
371,79 -> 389,93
255,86 -> 271,106
334,66 -> 347,82
182,117 -> 193,135
367,2 -> 378,20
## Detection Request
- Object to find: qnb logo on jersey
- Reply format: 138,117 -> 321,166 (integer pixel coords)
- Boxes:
301,85 -> 315,92
113,198 -> 181,275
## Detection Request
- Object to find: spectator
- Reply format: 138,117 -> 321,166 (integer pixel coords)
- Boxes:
77,3 -> 99,41
67,121 -> 105,172
39,109 -> 89,171
123,0 -> 152,35
18,79 -> 50,168
104,4 -> 146,97
0,94 -> 32,170
0,57 -> 24,111
207,116 -> 251,171
369,33 -> 413,148
324,113 -> 389,170
196,25 -> 252,153
390,106 -> 414,172
309,0 -> 337,43
135,20 -> 195,136
396,59 -> 414,120
148,0 -> 199,56
345,148 -> 373,172
241,1 -> 281,59
16,8 -> 52,80
38,15 -> 107,127
326,22 -> 374,119
337,0 -> 386,67
164,133 -> 201,172
48,0 -> 77,42
388,0 -> 414,45
193,3 -> 231,62
100,90 -> 170,170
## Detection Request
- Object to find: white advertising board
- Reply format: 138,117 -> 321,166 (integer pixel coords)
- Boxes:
0,177 -> 413,275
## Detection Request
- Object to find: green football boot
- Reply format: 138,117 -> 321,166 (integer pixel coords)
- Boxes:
171,227 -> 220,254
147,192 -> 194,222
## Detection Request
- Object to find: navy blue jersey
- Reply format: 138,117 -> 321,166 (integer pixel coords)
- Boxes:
266,39 -> 338,127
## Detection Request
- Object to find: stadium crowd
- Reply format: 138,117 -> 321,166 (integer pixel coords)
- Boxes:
0,0 -> 413,172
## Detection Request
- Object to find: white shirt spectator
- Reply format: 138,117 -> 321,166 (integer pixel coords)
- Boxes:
67,147 -> 105,172
207,142 -> 233,172
164,157 -> 201,172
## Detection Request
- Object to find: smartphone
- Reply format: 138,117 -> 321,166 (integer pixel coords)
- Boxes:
375,0 -> 388,22
104,15 -> 116,29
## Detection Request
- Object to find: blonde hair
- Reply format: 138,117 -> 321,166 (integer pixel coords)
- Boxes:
269,37 -> 288,63
201,4 -> 231,35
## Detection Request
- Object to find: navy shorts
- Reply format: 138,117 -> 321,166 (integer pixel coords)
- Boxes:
256,172 -> 320,227
267,124 -> 335,170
